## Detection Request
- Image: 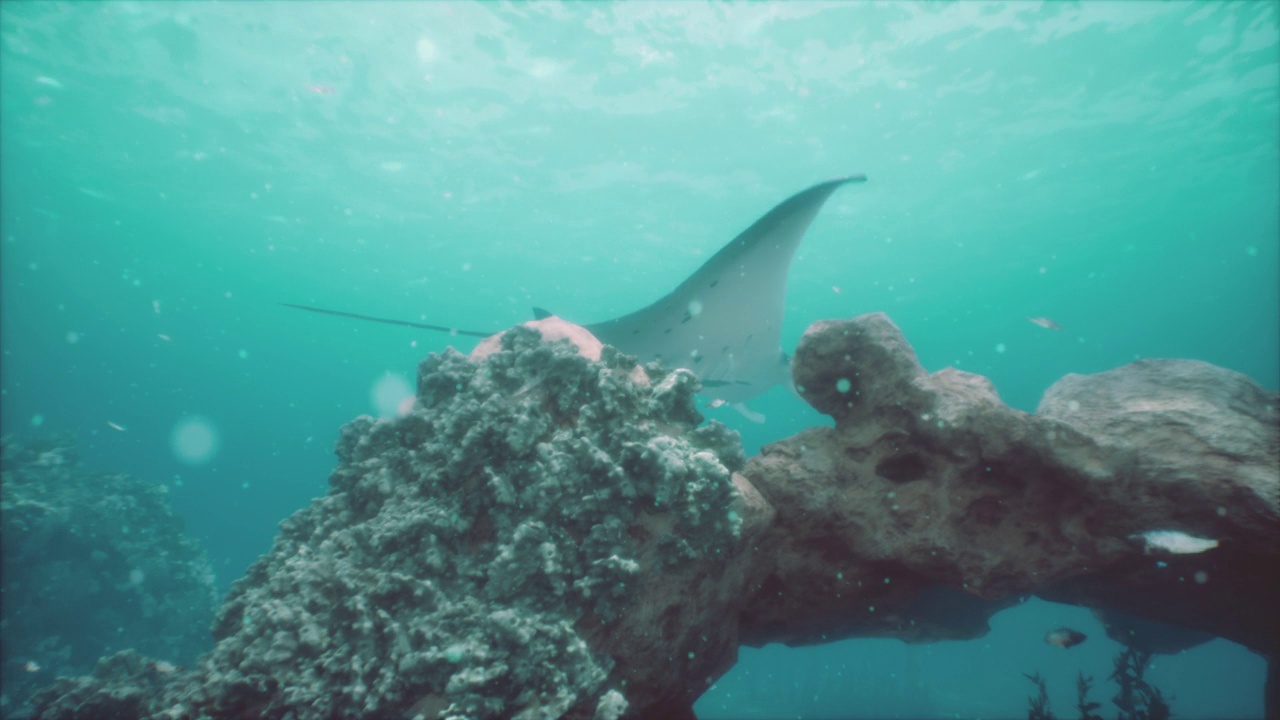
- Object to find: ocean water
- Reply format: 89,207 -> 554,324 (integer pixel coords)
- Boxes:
0,2 -> 1275,719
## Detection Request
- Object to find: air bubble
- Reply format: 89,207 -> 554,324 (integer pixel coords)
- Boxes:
171,416 -> 220,465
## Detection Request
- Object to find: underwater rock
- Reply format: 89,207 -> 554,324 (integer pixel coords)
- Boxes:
30,325 -> 767,720
743,312 -> 1279,657
0,435 -> 217,717
26,313 -> 1277,718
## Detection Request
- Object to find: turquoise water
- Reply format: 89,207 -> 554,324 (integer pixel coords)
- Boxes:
1,2 -> 1275,718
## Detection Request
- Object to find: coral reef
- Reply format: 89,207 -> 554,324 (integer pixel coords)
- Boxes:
24,313 -> 1279,719
31,319 -> 769,720
0,435 -> 217,717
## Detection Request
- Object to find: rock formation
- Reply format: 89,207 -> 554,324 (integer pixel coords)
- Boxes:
32,320 -> 769,720
743,313 -> 1277,657
1,435 -> 218,717
25,314 -> 1279,719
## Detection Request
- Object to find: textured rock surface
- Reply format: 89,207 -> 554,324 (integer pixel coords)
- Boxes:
0,435 -> 217,717
31,324 -> 768,720
743,312 -> 1279,655
26,313 -> 1279,718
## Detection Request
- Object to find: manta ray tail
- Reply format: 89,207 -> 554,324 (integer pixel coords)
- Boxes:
280,303 -> 493,338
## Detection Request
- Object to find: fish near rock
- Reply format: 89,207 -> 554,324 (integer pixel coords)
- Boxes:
1045,627 -> 1088,649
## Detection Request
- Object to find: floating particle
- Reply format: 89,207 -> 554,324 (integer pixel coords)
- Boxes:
686,299 -> 703,318
1246,246 -> 1258,257
170,415 -> 220,465
832,285 -> 842,294
31,414 -> 44,427
35,76 -> 63,88
397,395 -> 416,416
157,334 -> 172,342
238,349 -> 249,359
107,421 -> 126,432
836,378 -> 851,393
416,37 -> 438,62
371,372 -> 414,418
153,300 -> 161,314
66,331 -> 80,344
995,342 -> 1006,354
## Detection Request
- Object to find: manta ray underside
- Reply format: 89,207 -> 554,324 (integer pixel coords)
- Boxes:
285,175 -> 866,419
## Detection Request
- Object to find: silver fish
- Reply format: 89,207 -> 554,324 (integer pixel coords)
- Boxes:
1028,316 -> 1062,331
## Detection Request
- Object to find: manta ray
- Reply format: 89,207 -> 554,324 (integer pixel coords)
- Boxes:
285,175 -> 866,421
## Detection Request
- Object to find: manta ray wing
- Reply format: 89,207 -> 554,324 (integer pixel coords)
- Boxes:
283,176 -> 866,406
585,175 -> 866,403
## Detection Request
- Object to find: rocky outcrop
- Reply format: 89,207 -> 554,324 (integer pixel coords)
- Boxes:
32,319 -> 770,720
26,314 -> 1279,719
0,435 -> 218,717
743,312 -> 1278,655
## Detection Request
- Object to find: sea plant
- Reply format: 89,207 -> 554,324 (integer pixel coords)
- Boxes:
1024,671 -> 1055,720
1023,646 -> 1173,720
1076,673 -> 1104,720
1108,646 -> 1171,720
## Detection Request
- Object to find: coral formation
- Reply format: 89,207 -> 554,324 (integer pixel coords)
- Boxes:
0,435 -> 217,717
31,319 -> 768,719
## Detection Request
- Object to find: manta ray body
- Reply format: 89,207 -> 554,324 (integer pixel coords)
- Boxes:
286,175 -> 866,419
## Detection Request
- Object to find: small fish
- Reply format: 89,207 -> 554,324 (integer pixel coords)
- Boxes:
1028,316 -> 1062,331
1133,529 -> 1219,555
1044,627 -> 1087,649
157,334 -> 172,342
107,421 -> 127,432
